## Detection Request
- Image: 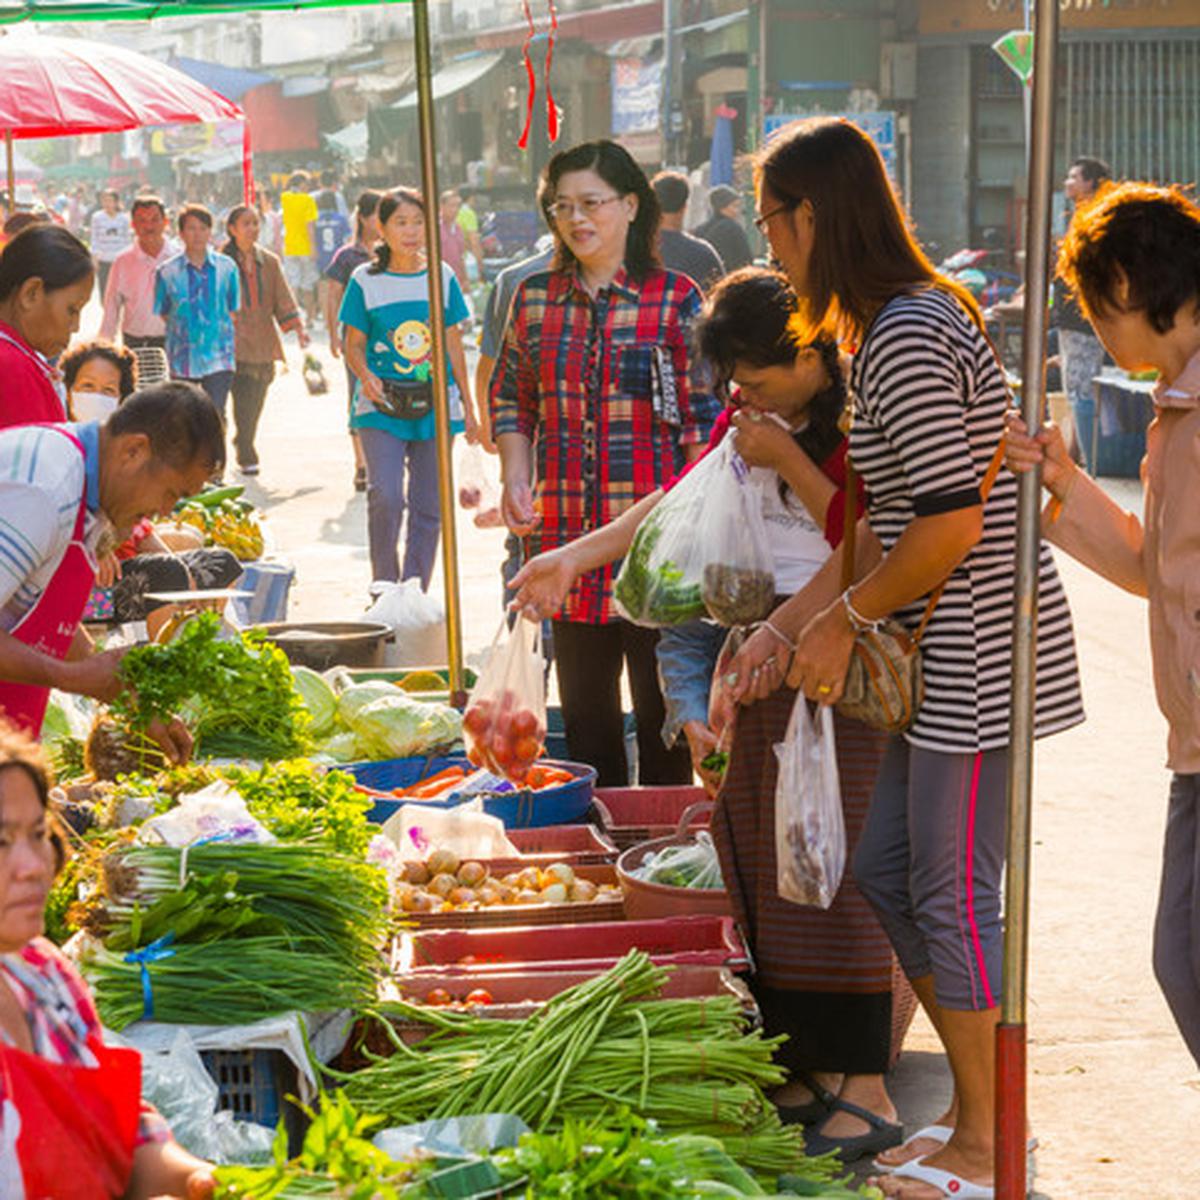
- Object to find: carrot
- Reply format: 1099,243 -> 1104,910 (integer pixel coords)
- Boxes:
392,766 -> 466,798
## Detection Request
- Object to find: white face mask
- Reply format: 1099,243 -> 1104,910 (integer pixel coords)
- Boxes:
70,391 -> 120,423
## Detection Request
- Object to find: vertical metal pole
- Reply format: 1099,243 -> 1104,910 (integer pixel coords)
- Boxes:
661,0 -> 674,167
997,2 -> 1058,1198
5,131 -> 13,211
411,0 -> 466,704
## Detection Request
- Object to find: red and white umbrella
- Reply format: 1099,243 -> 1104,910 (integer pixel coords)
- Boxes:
0,33 -> 249,200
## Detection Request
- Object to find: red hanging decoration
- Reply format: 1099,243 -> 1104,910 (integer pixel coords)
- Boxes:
516,0 -> 538,150
544,0 -> 560,143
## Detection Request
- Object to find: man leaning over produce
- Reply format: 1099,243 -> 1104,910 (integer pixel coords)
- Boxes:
0,380 -> 223,757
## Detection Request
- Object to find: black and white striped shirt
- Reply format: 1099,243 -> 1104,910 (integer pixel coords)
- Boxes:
849,288 -> 1084,753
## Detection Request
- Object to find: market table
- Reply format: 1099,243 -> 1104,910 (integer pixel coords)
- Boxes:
1091,368 -> 1156,478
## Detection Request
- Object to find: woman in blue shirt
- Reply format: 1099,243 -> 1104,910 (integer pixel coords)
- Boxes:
340,188 -> 478,588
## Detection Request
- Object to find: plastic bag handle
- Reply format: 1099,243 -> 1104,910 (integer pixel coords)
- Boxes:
675,799 -> 715,838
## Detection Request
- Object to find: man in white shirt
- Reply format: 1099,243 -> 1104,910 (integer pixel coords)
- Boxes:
89,190 -> 132,301
99,196 -> 175,351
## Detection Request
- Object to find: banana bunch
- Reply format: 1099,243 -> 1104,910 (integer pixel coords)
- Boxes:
173,485 -> 265,562
210,510 -> 264,561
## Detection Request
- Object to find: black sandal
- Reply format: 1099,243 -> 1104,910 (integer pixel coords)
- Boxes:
773,1069 -> 838,1127
802,1096 -> 904,1164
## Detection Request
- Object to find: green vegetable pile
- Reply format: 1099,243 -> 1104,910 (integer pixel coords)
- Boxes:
335,952 -> 832,1180
614,520 -> 707,627
113,612 -> 310,761
80,840 -> 388,1029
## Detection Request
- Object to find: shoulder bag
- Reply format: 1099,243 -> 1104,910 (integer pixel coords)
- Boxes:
836,442 -> 1006,734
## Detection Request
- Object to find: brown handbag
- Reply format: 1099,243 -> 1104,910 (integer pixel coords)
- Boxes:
835,442 -> 1006,734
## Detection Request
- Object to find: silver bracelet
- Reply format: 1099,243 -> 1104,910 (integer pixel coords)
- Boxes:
760,618 -> 798,652
841,588 -> 879,634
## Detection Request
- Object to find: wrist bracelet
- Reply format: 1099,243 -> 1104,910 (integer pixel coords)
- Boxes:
841,589 -> 879,634
761,619 -> 798,652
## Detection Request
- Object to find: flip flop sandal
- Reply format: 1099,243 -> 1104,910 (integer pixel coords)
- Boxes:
801,1096 -> 904,1163
888,1154 -> 996,1199
774,1069 -> 838,1127
872,1124 -> 954,1173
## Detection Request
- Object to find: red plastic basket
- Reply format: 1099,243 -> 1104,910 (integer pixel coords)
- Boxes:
481,824 -> 618,873
592,786 -> 711,850
399,915 -> 751,974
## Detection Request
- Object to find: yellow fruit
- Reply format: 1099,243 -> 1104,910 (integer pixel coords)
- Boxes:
400,670 -> 445,693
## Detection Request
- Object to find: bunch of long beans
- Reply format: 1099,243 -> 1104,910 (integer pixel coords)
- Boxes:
335,953 -> 827,1178
85,841 -> 389,1030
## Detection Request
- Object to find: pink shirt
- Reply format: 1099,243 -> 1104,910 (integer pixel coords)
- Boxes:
99,239 -> 178,341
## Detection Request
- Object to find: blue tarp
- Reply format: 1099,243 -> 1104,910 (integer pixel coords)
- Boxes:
169,55 -> 273,101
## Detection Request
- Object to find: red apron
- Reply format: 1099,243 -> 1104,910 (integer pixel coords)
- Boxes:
0,1035 -> 141,1199
0,428 -> 97,736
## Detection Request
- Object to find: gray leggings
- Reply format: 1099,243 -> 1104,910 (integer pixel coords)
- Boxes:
854,737 -> 1008,1012
1152,773 -> 1200,1068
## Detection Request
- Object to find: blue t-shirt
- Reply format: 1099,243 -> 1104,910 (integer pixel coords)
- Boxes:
313,212 -> 352,275
338,260 -> 471,440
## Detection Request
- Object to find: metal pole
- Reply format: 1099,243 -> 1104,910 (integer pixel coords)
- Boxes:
997,1 -> 1059,1197
5,131 -> 13,211
411,0 -> 466,704
661,0 -> 674,167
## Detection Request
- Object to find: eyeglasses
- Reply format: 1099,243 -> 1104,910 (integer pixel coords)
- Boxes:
550,195 -> 623,222
753,203 -> 793,234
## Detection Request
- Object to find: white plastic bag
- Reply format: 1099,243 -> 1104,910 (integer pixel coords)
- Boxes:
462,619 -> 547,784
382,802 -> 520,862
137,782 -> 274,848
365,579 -> 446,668
698,438 -> 776,626
612,446 -> 724,627
774,696 -> 844,909
457,443 -> 503,529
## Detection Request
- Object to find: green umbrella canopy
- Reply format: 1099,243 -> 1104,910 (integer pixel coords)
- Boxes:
0,0 -> 403,20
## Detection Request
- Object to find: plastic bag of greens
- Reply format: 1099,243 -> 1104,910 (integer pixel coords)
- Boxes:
774,695 -> 844,909
698,437 -> 776,626
613,448 -> 724,628
630,831 -> 724,889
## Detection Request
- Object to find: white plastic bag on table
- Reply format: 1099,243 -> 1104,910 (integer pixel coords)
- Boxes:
774,695 -> 844,909
612,447 -> 725,627
364,579 -> 446,668
699,438 -> 776,626
382,801 -> 520,861
462,619 -> 546,784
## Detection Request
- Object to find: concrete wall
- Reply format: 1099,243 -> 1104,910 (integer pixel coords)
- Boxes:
909,42 -> 971,256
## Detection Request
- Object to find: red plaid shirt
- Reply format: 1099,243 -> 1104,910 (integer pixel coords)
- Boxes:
490,265 -> 720,623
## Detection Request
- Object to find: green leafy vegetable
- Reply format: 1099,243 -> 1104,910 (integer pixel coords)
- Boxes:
614,520 -> 707,627
291,666 -> 338,737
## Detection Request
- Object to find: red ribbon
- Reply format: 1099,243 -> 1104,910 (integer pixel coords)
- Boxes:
517,0 -> 537,150
241,119 -> 255,206
544,0 -> 559,143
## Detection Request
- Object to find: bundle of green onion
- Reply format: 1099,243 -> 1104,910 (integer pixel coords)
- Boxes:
335,952 -> 837,1181
82,841 -> 388,1030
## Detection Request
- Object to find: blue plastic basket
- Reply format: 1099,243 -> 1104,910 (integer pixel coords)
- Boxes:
200,1048 -> 286,1129
345,754 -> 597,828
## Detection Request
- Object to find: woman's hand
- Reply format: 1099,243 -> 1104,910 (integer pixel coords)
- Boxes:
145,716 -> 193,766
96,552 -> 121,589
719,625 -> 789,708
1004,412 -> 1076,498
501,478 -> 540,537
463,408 -> 483,446
682,720 -> 724,797
730,409 -> 798,473
359,371 -> 384,406
509,545 -> 578,620
297,327 -> 311,350
786,599 -> 855,704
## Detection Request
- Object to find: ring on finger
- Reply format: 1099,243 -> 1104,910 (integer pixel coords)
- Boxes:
817,683 -> 833,694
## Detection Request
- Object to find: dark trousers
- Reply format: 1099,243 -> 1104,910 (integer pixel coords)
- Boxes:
183,371 -> 236,425
552,618 -> 691,788
231,364 -> 274,468
96,260 -> 113,301
1153,773 -> 1200,1068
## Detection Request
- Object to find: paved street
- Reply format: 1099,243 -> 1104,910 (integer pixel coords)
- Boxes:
93,308 -> 1200,1197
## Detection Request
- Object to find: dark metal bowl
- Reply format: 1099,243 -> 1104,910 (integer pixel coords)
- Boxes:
256,620 -> 393,670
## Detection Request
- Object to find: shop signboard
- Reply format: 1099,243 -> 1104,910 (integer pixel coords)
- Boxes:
611,56 -> 663,136
764,111 -> 897,182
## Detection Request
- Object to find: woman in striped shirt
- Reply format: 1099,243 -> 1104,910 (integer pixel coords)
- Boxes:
726,118 -> 1084,1199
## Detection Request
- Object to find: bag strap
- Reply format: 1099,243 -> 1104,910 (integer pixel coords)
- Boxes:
840,438 -> 1008,646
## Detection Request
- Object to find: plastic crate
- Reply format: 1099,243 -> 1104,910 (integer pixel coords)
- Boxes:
591,786 -> 711,849
399,915 -> 751,974
350,755 -> 597,828
483,824 -> 618,871
200,1048 -> 289,1129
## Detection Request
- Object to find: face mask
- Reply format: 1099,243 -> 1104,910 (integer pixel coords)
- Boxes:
71,391 -> 119,423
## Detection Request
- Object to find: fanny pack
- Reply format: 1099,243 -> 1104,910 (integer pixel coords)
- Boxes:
372,378 -> 434,421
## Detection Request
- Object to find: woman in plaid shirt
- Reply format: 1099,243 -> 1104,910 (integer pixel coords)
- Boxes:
490,140 -> 722,786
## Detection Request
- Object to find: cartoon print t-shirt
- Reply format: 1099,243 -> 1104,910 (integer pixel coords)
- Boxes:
339,260 -> 471,440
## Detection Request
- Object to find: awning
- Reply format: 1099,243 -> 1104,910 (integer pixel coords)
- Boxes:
391,50 -> 503,110
324,118 -> 366,158
281,74 -> 327,98
168,55 -> 273,100
678,8 -> 748,36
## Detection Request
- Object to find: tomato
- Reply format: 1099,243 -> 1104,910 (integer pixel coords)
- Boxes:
425,988 -> 453,1006
490,735 -> 514,767
465,988 -> 494,1006
514,736 -> 541,766
466,743 -> 483,767
512,709 -> 539,738
463,706 -> 490,735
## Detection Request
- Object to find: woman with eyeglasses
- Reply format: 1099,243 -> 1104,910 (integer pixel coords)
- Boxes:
490,140 -> 721,787
723,117 -> 1085,1199
509,268 -> 908,1163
